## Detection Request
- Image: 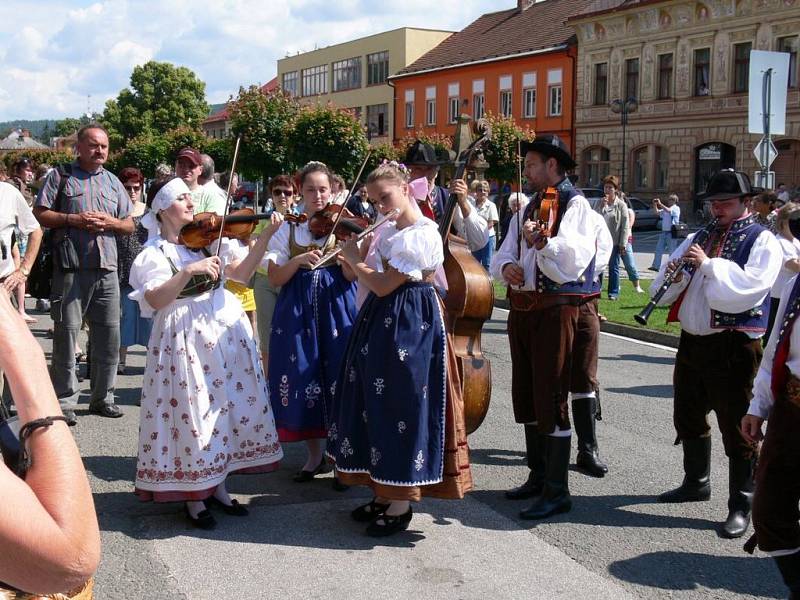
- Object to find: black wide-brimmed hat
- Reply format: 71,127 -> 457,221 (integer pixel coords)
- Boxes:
520,134 -> 576,170
700,169 -> 759,202
404,140 -> 447,167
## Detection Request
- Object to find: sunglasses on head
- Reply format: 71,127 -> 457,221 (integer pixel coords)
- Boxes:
272,189 -> 293,196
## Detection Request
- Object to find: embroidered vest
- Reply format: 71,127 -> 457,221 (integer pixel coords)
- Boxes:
770,274 -> 800,397
529,179 -> 598,297
288,224 -> 336,269
163,247 -> 221,298
706,215 -> 770,332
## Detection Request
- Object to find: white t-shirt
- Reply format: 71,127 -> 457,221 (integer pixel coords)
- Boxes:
473,199 -> 499,238
0,181 -> 40,278
660,205 -> 680,231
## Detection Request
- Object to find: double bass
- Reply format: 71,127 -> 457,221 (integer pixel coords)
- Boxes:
438,120 -> 494,434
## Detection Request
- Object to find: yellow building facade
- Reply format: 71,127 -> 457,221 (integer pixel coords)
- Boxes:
277,27 -> 453,145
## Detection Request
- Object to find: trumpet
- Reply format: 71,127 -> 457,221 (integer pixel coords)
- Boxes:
635,219 -> 719,325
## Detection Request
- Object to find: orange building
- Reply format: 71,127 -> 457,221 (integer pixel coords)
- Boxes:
388,0 -> 596,155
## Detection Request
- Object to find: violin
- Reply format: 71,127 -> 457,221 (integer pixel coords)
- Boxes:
178,207 -> 307,249
308,204 -> 369,240
534,187 -> 559,237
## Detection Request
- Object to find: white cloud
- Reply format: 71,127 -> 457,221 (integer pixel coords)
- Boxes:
0,0 -> 501,120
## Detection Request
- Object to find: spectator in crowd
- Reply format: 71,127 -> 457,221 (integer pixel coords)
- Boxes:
469,179 -> 498,270
345,182 -> 377,222
33,124 -> 134,425
499,192 -> 529,246
330,173 -> 349,205
0,291 -> 100,596
174,147 -> 225,215
648,194 -> 681,272
199,153 -> 228,205
777,182 -> 791,203
0,163 -> 7,181
9,158 -> 35,207
598,176 -> 641,299
752,191 -> 780,233
7,158 -> 37,322
252,174 -> 299,377
154,163 -> 172,180
30,164 -> 53,313
116,167 -> 152,375
765,202 -> 800,342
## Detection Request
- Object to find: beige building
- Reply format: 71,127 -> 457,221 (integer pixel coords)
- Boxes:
277,27 -> 453,145
570,0 -> 800,213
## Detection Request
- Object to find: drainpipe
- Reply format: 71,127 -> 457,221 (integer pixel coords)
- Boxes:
567,43 -> 578,161
387,78 -> 397,145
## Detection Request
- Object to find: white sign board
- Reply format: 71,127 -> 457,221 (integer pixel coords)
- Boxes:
748,50 -> 790,135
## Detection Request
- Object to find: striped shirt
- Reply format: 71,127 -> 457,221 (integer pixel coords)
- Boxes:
35,161 -> 132,270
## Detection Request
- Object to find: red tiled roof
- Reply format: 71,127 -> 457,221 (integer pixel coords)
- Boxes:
394,0 -> 596,77
203,77 -> 278,125
568,0 -> 656,21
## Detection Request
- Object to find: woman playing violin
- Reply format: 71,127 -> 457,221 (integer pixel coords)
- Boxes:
127,177 -> 283,530
265,161 -> 358,484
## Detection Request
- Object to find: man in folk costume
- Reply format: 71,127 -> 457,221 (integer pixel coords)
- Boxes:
404,140 -> 489,253
652,169 -> 781,539
490,134 -> 602,519
741,211 -> 800,598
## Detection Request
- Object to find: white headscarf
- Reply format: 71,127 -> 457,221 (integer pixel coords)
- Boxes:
141,178 -> 192,240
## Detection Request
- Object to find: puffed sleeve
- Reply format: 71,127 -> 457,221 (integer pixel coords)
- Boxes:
699,230 -> 782,314
128,243 -> 173,317
264,221 -> 291,267
209,237 -> 248,267
387,222 -> 444,281
536,196 -> 597,284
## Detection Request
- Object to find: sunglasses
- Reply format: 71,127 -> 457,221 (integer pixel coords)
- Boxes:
124,185 -> 141,192
272,189 -> 294,197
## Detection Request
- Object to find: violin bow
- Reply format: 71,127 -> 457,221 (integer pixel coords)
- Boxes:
213,135 -> 242,258
516,139 -> 523,264
320,150 -> 372,251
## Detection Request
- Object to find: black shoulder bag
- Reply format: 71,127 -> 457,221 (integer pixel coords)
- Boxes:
51,165 -> 81,272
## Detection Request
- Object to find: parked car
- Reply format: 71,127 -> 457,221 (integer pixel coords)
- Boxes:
235,182 -> 257,204
625,196 -> 660,230
579,187 -> 605,210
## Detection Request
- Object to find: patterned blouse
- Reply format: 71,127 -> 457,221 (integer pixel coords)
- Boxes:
116,213 -> 148,288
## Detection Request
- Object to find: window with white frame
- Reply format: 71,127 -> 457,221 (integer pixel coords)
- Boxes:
548,69 -> 562,116
302,64 -> 328,96
448,83 -> 460,123
522,72 -> 536,118
425,86 -> 436,125
499,75 -> 513,117
282,71 -> 298,97
472,79 -> 485,119
405,89 -> 415,128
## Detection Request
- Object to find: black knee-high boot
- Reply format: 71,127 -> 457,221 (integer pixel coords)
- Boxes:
720,456 -> 754,538
506,425 -> 545,500
519,435 -> 572,519
658,437 -> 711,503
572,395 -> 608,477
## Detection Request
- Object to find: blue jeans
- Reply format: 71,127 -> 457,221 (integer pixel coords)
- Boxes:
608,242 -> 640,298
471,237 -> 494,271
651,231 -> 677,269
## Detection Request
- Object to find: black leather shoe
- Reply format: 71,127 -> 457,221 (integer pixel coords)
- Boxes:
205,496 -> 249,516
184,506 -> 217,530
88,403 -> 123,418
61,409 -> 78,427
293,456 -> 332,482
365,507 -> 413,537
351,498 -> 391,523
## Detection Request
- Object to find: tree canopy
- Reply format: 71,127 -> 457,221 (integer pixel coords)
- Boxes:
480,113 -> 535,185
102,61 -> 209,148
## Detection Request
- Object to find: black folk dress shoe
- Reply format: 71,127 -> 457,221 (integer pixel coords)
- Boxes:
293,456 -> 332,482
88,403 -> 123,418
351,498 -> 391,522
365,507 -> 413,537
184,506 -> 217,530
205,496 -> 249,516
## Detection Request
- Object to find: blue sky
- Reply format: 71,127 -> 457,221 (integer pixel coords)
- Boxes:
0,0 -> 504,121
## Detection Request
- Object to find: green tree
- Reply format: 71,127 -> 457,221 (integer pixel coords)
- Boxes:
287,104 -> 369,182
227,86 -> 299,181
481,113 -> 534,185
365,142 -> 402,174
55,118 -> 82,138
101,61 -> 209,148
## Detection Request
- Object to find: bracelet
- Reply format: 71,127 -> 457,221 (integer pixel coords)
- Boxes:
16,416 -> 69,476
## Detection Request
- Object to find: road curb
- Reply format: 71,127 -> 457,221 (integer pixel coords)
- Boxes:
493,297 -> 680,348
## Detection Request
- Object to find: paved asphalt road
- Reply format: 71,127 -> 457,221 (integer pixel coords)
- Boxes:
17,292 -> 785,600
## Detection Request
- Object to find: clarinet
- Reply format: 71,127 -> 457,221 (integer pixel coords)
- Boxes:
635,218 -> 719,325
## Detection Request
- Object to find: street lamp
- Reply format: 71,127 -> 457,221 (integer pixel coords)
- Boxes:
610,97 -> 638,191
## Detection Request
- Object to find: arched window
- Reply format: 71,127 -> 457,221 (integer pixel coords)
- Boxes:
633,146 -> 649,189
631,144 -> 670,192
655,146 -> 669,190
582,146 -> 610,188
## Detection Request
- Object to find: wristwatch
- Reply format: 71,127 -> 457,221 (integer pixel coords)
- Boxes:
19,265 -> 30,277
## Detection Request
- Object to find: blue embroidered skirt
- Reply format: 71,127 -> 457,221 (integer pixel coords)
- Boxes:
327,282 -> 448,486
268,265 -> 356,441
